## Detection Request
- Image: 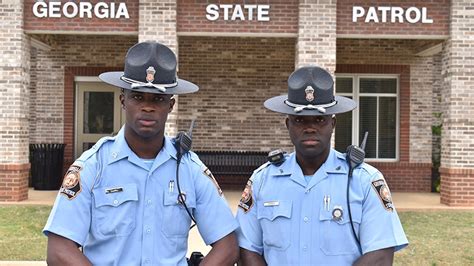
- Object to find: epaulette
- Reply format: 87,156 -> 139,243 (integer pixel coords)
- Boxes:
188,151 -> 203,166
253,161 -> 271,174
359,162 -> 378,176
76,135 -> 115,162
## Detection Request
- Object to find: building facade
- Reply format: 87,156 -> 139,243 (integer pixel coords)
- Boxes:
0,0 -> 473,206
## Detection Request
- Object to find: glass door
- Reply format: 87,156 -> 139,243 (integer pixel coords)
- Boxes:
75,80 -> 124,158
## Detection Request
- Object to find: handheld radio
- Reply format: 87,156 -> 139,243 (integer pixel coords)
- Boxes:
174,119 -> 197,228
174,119 -> 205,265
175,119 -> 195,159
346,132 -> 368,177
345,131 -> 368,249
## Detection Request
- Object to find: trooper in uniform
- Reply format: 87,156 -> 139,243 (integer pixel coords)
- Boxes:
43,42 -> 239,265
236,66 -> 408,265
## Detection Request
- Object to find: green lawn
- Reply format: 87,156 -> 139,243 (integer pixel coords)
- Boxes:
394,211 -> 474,265
0,205 -> 51,260
0,206 -> 473,264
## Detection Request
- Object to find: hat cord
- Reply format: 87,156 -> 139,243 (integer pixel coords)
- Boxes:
284,99 -> 337,113
120,76 -> 178,92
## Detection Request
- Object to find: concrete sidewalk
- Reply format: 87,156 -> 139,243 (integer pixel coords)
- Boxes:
3,188 -> 473,210
1,189 -> 472,266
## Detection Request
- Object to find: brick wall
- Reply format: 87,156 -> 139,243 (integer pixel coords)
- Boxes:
337,39 -> 443,192
24,0 -> 138,34
440,168 -> 474,206
177,36 -> 295,151
0,164 -> 30,201
410,56 -> 434,163
29,35 -> 137,171
373,162 -> 431,192
440,1 -> 474,206
0,0 -> 30,201
337,0 -> 449,37
337,39 -> 442,166
177,0 -> 298,34
139,0 -> 179,136
296,0 -> 337,71
432,54 -> 442,168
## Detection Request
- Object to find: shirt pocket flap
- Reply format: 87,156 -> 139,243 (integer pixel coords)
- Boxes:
257,200 -> 292,221
94,183 -> 138,208
319,203 -> 362,224
163,191 -> 196,208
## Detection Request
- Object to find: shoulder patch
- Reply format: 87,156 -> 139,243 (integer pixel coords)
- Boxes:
371,178 -> 393,212
59,164 -> 83,200
238,179 -> 254,213
202,165 -> 223,196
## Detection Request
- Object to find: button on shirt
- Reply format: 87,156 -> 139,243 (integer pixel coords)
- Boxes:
236,150 -> 408,265
44,127 -> 238,265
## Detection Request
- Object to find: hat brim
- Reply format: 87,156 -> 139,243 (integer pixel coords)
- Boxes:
264,95 -> 357,116
99,71 -> 199,95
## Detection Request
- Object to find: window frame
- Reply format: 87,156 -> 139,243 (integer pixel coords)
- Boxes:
335,74 -> 400,162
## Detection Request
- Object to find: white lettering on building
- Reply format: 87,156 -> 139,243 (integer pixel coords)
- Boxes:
352,6 -> 433,24
32,1 -> 130,19
206,4 -> 270,21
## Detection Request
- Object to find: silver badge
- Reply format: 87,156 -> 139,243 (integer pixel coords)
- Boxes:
146,66 -> 156,83
305,86 -> 315,102
332,205 -> 343,221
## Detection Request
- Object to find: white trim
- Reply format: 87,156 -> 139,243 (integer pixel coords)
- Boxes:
416,43 -> 443,56
25,30 -> 138,36
75,76 -> 101,82
178,31 -> 297,38
339,74 -> 399,79
30,38 -> 51,51
337,34 -> 448,40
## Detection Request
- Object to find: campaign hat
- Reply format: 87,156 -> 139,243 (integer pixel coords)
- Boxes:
264,66 -> 356,115
100,41 -> 198,95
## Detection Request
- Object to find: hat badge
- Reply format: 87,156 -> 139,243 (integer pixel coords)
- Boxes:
305,86 -> 315,102
146,66 -> 156,83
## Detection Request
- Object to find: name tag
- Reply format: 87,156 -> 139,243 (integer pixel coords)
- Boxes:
105,187 -> 123,194
263,201 -> 280,207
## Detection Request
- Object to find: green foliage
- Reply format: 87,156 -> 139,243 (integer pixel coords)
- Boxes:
432,125 -> 442,136
432,112 -> 443,137
431,112 -> 442,193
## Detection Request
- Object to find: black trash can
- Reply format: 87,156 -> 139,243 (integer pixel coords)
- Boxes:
30,143 -> 66,190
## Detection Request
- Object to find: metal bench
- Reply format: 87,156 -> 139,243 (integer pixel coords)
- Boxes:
195,150 -> 268,177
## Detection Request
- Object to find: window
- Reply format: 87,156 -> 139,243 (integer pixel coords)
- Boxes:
335,75 -> 399,161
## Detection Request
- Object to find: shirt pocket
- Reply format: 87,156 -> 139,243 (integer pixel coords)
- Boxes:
92,183 -> 138,237
257,200 -> 292,250
319,202 -> 362,255
161,191 -> 196,238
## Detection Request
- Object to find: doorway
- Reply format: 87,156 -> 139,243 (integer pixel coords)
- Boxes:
75,77 -> 124,158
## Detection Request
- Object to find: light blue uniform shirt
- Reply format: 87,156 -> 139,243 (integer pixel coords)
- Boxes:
44,127 -> 238,265
236,149 -> 408,265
